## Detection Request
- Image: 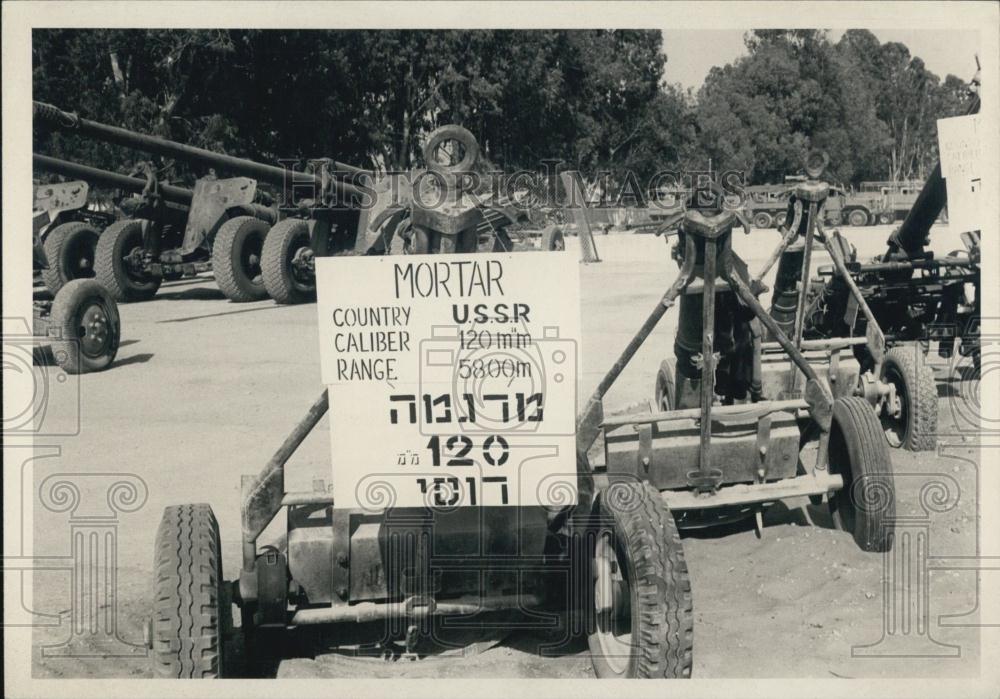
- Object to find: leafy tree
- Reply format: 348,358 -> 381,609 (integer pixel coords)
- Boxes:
32,28 -> 976,196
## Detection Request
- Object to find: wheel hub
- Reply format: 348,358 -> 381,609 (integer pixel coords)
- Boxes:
594,531 -> 632,674
77,303 -> 112,357
879,371 -> 907,447
290,245 -> 315,285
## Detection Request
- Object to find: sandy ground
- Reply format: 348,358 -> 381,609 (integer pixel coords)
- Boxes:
25,222 -> 985,679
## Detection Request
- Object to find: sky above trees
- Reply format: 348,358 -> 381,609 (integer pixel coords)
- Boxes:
661,28 -> 979,90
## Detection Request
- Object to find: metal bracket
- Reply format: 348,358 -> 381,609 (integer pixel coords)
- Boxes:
636,424 -> 653,477
828,350 -> 841,396
755,415 -> 772,482
182,176 -> 258,255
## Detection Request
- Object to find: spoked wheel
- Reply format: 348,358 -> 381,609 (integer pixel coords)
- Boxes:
152,504 -> 231,678
48,279 -> 121,374
828,396 -> 896,552
587,481 -> 693,679
95,219 -> 161,302
212,216 -> 270,302
41,221 -> 100,295
262,218 -> 315,304
654,359 -> 675,411
878,346 -> 937,451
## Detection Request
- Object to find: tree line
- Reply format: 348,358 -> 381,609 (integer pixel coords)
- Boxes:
32,28 -> 976,195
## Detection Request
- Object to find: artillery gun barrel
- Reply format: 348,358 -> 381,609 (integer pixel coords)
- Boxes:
885,93 -> 981,260
34,153 -> 195,205
33,101 -> 368,199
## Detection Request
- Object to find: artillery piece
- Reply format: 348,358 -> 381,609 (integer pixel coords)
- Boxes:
360,124 -> 565,258
34,103 -> 290,302
35,102 -> 563,305
572,179 -> 895,674
797,70 -> 982,445
32,164 -> 119,295
751,152 -> 939,452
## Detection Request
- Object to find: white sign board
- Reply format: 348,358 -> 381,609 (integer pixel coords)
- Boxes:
316,252 -> 580,510
938,114 -> 982,234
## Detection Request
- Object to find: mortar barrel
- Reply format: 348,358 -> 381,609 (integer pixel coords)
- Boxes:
33,101 -> 367,199
33,153 -> 195,205
886,92 -> 980,260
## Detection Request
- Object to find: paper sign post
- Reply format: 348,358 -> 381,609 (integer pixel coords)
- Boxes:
316,252 -> 581,510
938,114 -> 982,234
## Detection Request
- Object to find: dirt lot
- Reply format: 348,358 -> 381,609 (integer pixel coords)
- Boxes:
27,222 -> 984,679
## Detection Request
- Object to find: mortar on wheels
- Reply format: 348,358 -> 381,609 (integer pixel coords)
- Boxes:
146,127 -> 612,679
575,176 -> 896,677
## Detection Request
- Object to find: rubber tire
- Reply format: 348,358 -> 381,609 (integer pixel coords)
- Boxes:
42,221 -> 100,295
752,212 -> 773,229
212,216 -> 269,302
878,212 -> 894,225
774,212 -> 787,228
880,346 -> 938,451
423,124 -> 479,174
262,218 -> 315,304
655,359 -> 675,411
541,226 -> 565,251
152,504 -> 226,678
847,209 -> 869,227
828,396 -> 896,552
96,219 -> 161,302
587,481 -> 693,679
48,279 -> 121,374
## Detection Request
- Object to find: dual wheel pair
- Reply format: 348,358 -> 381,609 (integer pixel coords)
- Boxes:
151,393 -> 889,683
147,493 -> 692,681
44,216 -> 314,304
99,216 -> 313,304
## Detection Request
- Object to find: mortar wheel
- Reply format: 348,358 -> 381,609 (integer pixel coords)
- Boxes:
95,219 -> 161,302
48,279 -> 121,374
152,504 -> 230,678
655,359 -> 676,411
41,221 -> 100,295
827,397 -> 896,552
752,212 -> 773,229
541,226 -> 565,251
879,346 -> 937,451
212,216 -> 269,302
587,481 -> 693,679
262,218 -> 315,304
